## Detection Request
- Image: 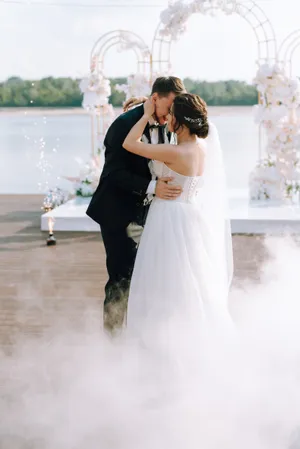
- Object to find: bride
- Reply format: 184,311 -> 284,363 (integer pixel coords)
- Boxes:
123,93 -> 234,345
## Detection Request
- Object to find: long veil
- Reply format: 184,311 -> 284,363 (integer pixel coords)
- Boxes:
200,121 -> 233,302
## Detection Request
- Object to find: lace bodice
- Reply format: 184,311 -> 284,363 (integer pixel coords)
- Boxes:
151,160 -> 204,204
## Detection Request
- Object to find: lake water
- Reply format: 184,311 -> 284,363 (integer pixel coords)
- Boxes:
0,107 -> 261,194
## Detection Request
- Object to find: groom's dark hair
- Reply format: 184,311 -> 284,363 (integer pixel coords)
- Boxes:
151,76 -> 186,97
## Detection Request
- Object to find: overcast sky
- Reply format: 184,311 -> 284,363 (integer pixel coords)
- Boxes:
1,0 -> 298,82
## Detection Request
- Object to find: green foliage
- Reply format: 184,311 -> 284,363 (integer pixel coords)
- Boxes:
0,76 -> 258,107
109,77 -> 127,107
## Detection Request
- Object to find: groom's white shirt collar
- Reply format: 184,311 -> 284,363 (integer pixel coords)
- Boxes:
148,115 -> 157,127
145,115 -> 174,145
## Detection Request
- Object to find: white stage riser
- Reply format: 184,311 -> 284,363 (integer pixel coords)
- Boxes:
41,197 -> 300,234
41,218 -> 300,234
41,216 -> 99,232
231,221 -> 300,234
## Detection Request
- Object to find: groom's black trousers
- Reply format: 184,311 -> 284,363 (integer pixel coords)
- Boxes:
100,226 -> 138,331
85,105 -> 153,331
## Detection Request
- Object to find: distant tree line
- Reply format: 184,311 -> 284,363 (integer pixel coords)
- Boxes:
0,76 -> 258,107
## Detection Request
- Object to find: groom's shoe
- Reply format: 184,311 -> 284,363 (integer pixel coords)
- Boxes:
103,286 -> 129,336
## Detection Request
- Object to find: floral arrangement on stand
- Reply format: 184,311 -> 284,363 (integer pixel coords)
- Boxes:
63,155 -> 103,198
73,156 -> 103,197
249,157 -> 283,203
79,70 -> 112,111
250,63 -> 300,204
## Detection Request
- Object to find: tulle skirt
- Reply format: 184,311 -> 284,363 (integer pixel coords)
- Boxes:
125,200 -> 300,449
126,197 -> 234,360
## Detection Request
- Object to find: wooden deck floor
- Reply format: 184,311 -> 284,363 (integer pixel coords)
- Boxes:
0,195 -> 275,448
0,195 -> 268,346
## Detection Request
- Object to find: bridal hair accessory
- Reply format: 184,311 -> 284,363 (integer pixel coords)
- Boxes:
184,116 -> 203,126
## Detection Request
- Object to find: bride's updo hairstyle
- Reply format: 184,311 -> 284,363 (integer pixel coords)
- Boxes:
172,93 -> 209,139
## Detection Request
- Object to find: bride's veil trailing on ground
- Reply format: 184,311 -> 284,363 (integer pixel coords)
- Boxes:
200,121 -> 233,302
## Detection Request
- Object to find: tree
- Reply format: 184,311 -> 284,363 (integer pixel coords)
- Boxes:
0,76 -> 258,107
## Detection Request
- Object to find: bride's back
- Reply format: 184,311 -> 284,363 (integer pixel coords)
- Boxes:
151,159 -> 204,204
166,140 -> 205,178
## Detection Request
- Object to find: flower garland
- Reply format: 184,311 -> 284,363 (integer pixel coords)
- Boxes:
251,63 -> 300,202
160,0 -> 237,40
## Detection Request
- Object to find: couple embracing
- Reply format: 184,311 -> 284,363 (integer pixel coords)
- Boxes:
87,76 -> 233,339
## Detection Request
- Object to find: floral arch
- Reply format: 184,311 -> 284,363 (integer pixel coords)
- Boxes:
74,31 -> 152,196
74,1 -> 300,203
90,30 -> 151,78
152,0 -> 300,204
151,0 -> 277,74
80,30 -> 151,159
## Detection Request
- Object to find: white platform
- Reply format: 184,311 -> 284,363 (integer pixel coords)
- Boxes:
41,197 -> 99,232
41,193 -> 300,234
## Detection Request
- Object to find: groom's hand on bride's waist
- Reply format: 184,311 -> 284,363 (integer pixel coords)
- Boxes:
155,177 -> 182,200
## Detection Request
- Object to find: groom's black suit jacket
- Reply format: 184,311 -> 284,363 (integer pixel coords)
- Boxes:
86,105 -> 152,229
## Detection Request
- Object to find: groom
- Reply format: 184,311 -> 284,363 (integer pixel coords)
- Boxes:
86,76 -> 186,332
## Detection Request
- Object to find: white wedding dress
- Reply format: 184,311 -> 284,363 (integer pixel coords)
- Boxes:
125,124 -> 234,403
126,159 -> 234,349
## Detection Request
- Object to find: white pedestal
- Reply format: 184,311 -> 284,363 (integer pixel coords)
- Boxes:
41,197 -> 98,232
230,196 -> 300,233
41,192 -> 300,234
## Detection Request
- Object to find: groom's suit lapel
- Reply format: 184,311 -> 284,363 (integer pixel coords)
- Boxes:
134,105 -> 151,162
131,104 -> 151,145
127,105 -> 151,166
143,123 -> 151,146
143,123 -> 152,164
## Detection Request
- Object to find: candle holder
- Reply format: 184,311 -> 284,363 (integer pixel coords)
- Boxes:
46,233 -> 56,246
46,216 -> 56,246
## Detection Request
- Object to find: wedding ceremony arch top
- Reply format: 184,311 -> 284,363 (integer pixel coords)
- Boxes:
151,0 -> 277,75
90,30 -> 151,77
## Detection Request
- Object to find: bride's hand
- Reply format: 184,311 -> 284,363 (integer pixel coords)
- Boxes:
123,96 -> 148,112
143,98 -> 155,118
